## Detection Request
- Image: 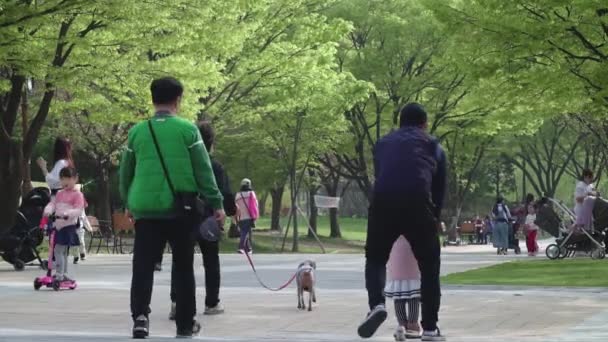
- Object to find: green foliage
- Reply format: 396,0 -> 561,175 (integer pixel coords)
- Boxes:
423,0 -> 608,116
3,0 -> 607,232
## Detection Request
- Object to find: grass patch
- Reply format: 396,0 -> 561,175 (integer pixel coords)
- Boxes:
218,233 -> 364,254
255,216 -> 367,241
222,216 -> 367,253
73,216 -> 367,255
443,259 -> 608,287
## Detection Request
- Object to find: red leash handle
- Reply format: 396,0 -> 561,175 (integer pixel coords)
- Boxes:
243,251 -> 297,292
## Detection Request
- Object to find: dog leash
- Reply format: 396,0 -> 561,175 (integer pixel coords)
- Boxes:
242,244 -> 297,292
233,214 -> 297,291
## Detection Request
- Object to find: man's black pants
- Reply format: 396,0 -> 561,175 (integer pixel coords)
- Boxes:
365,196 -> 441,332
170,238 -> 221,308
130,218 -> 196,331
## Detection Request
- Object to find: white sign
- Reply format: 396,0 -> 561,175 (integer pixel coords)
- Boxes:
314,195 -> 341,208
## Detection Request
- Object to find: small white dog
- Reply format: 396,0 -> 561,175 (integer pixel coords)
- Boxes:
296,260 -> 317,311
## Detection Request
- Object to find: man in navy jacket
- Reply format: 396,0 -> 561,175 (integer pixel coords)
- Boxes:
358,103 -> 447,341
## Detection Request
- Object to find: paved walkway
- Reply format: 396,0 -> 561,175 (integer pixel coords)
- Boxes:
0,243 -> 607,341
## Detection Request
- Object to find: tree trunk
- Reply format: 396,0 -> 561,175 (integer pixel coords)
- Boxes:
96,163 -> 112,222
258,191 -> 269,217
495,165 -> 500,198
308,186 -> 318,238
291,199 -> 299,252
270,184 -> 284,231
20,89 -> 33,195
329,207 -> 341,238
0,139 -> 24,235
321,171 -> 343,238
291,172 -> 299,252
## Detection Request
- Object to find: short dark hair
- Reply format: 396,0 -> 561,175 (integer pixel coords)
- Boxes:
582,169 -> 594,179
150,77 -> 183,105
399,103 -> 428,127
198,121 -> 215,152
59,167 -> 78,179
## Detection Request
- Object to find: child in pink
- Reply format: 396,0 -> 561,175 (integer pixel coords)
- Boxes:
384,236 -> 421,341
525,204 -> 539,256
43,167 -> 85,281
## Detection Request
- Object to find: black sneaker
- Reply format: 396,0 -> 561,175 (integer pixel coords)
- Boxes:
132,315 -> 149,339
80,253 -> 86,261
176,320 -> 201,339
357,304 -> 388,338
73,256 -> 79,264
154,262 -> 162,272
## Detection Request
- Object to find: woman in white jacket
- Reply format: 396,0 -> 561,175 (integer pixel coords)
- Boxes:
235,179 -> 259,254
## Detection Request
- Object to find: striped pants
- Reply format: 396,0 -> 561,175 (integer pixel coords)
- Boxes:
394,298 -> 420,325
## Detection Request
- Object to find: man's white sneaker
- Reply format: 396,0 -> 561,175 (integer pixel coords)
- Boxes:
357,304 -> 388,338
393,326 -> 406,341
421,328 -> 446,341
204,303 -> 225,315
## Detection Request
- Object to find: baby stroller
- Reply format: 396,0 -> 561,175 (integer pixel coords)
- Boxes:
536,197 -> 606,260
0,187 -> 51,271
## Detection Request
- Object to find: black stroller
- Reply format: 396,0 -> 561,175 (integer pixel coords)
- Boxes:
537,197 -> 607,260
0,188 -> 50,271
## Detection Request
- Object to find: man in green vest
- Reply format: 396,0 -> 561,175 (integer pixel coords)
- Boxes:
120,77 -> 225,339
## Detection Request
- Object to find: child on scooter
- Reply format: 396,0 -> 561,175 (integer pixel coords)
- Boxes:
43,167 -> 84,282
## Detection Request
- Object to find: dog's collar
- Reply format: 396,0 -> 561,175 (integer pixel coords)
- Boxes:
298,265 -> 314,272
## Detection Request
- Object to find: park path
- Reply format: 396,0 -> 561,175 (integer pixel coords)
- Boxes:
0,242 -> 607,341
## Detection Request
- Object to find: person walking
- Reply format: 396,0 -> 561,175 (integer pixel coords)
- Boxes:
168,121 -> 237,319
120,77 -> 225,339
573,169 -> 597,229
235,179 -> 259,254
357,103 -> 447,341
492,197 -> 511,255
483,215 -> 493,244
385,236 -> 422,340
525,203 -> 539,256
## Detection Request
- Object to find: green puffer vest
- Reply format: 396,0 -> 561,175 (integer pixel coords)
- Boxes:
119,115 -> 222,219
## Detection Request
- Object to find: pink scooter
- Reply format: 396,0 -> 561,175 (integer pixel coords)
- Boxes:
34,216 -> 77,291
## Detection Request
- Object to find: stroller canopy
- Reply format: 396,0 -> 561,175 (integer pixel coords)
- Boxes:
535,203 -> 561,238
592,197 -> 608,231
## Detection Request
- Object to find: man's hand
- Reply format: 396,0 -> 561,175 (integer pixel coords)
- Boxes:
214,209 -> 226,226
125,209 -> 134,222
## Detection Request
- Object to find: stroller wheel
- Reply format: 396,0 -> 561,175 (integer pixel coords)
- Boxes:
52,280 -> 60,291
40,260 -> 48,270
546,244 -> 561,260
559,249 -> 569,259
13,259 -> 25,271
33,279 -> 42,291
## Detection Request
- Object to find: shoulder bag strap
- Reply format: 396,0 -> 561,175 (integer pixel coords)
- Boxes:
240,192 -> 253,218
148,120 -> 177,198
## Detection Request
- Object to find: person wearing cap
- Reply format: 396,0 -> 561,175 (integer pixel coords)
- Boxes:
235,178 -> 259,254
357,103 -> 447,341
